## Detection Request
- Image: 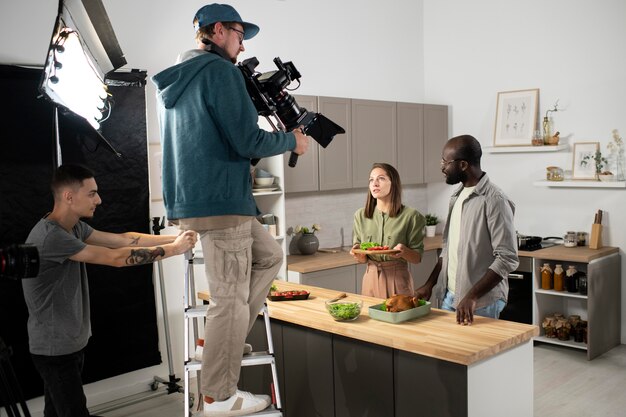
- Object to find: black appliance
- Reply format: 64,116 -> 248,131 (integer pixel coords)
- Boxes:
517,235 -> 561,251
500,257 -> 533,324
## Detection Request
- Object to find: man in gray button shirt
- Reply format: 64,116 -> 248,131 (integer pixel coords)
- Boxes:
416,135 -> 518,325
22,164 -> 197,417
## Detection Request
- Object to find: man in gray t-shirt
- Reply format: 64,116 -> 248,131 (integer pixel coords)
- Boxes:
23,164 -> 197,417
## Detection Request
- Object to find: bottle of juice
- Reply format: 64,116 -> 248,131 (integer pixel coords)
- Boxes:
541,263 -> 553,290
553,264 -> 564,291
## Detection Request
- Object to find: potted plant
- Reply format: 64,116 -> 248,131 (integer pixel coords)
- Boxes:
581,150 -> 611,181
290,224 -> 321,255
424,214 -> 439,237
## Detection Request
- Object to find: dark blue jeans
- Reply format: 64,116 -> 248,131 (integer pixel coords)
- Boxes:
31,349 -> 90,417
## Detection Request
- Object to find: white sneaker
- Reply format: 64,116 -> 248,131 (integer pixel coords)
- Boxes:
243,343 -> 253,355
203,390 -> 270,416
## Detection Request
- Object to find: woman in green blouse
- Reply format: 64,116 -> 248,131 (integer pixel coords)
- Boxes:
350,163 -> 426,298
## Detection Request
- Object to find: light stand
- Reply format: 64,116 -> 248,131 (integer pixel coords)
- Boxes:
149,216 -> 183,395
0,338 -> 31,417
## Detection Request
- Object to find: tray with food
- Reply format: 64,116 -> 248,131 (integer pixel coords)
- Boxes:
267,284 -> 310,301
369,295 -> 431,324
353,242 -> 400,255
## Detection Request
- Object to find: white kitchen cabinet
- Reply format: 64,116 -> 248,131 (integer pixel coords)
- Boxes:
531,247 -> 620,360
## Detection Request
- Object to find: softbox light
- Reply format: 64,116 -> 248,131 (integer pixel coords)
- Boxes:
39,0 -> 125,139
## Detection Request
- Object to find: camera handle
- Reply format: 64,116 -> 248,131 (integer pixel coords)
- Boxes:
288,151 -> 299,168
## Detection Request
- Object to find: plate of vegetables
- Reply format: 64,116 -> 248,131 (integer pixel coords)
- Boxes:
352,241 -> 400,255
267,284 -> 310,301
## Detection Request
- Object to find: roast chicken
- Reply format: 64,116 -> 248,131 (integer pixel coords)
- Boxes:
385,294 -> 417,312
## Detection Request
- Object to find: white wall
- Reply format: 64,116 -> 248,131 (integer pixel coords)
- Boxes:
423,0 -> 626,341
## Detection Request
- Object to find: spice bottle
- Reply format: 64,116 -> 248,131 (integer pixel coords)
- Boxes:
541,263 -> 553,290
553,264 -> 564,291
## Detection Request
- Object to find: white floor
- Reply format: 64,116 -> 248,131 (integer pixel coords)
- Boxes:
27,343 -> 626,417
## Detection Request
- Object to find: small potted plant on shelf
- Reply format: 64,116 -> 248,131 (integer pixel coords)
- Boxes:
581,150 -> 612,181
288,224 -> 321,255
424,214 -> 439,237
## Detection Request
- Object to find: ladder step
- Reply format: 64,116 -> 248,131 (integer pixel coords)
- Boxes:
191,404 -> 282,417
185,353 -> 275,372
185,305 -> 208,318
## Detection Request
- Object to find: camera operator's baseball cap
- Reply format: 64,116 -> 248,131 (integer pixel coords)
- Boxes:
193,4 -> 260,40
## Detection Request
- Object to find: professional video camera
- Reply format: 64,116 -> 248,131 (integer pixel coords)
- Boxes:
238,57 -> 345,167
0,244 -> 39,280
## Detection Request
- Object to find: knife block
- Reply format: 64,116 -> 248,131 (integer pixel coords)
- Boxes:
589,224 -> 603,249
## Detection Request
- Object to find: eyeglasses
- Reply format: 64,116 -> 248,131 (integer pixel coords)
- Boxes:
227,26 -> 245,45
440,158 -> 462,167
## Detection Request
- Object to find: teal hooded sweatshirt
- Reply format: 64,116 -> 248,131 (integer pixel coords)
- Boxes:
152,51 -> 295,220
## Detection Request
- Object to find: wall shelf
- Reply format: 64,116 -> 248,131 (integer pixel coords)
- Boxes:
533,180 -> 626,188
485,144 -> 568,153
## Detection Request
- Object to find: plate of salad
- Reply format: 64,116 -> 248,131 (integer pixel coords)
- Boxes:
352,241 -> 400,255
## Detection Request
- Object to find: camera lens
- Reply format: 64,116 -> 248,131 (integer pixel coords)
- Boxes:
274,92 -> 305,130
0,244 -> 39,279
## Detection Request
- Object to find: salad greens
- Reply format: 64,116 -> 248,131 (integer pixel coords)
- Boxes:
360,242 -> 381,250
327,302 -> 361,320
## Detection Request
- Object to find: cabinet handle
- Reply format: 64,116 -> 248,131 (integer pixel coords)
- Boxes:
508,273 -> 525,280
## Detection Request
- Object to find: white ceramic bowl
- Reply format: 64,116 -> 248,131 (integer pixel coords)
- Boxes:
598,174 -> 614,182
254,177 -> 275,186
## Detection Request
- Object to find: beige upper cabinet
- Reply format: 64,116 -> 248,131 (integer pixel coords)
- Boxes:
397,102 -> 425,184
318,96 -> 352,191
351,99 -> 397,188
284,96 -> 448,192
283,95 -> 319,193
423,104 -> 449,183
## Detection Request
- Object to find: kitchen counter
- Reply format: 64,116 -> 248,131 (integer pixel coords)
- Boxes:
198,281 -> 537,366
197,281 -> 538,416
287,234 -> 443,273
519,244 -> 618,263
288,234 -> 617,273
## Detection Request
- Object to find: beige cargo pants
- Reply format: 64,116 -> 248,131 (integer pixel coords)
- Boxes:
199,219 -> 283,400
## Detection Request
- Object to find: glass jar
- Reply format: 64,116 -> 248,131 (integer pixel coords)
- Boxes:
566,266 -> 579,293
541,263 -> 553,290
555,318 -> 571,341
553,264 -> 564,291
577,231 -> 588,246
564,231 -> 577,247
542,315 -> 557,338
532,130 -> 544,146
546,166 -> 564,181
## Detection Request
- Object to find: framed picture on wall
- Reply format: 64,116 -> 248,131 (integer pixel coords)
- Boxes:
572,142 -> 600,180
493,88 -> 539,147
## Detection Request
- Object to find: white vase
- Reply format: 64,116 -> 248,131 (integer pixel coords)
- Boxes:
425,225 -> 437,237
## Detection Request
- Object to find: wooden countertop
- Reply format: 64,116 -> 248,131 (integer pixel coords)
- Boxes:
197,280 -> 538,366
288,234 -> 618,273
518,244 -> 618,263
287,235 -> 443,273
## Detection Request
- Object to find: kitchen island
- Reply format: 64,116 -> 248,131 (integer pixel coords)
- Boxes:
198,281 -> 538,417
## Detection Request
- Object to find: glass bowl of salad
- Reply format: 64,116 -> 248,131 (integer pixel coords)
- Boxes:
325,299 -> 363,321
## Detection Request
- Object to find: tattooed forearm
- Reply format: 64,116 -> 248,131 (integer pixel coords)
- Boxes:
130,236 -> 140,246
125,247 -> 165,265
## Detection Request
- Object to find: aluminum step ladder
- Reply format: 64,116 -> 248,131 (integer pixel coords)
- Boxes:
183,251 -> 283,417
